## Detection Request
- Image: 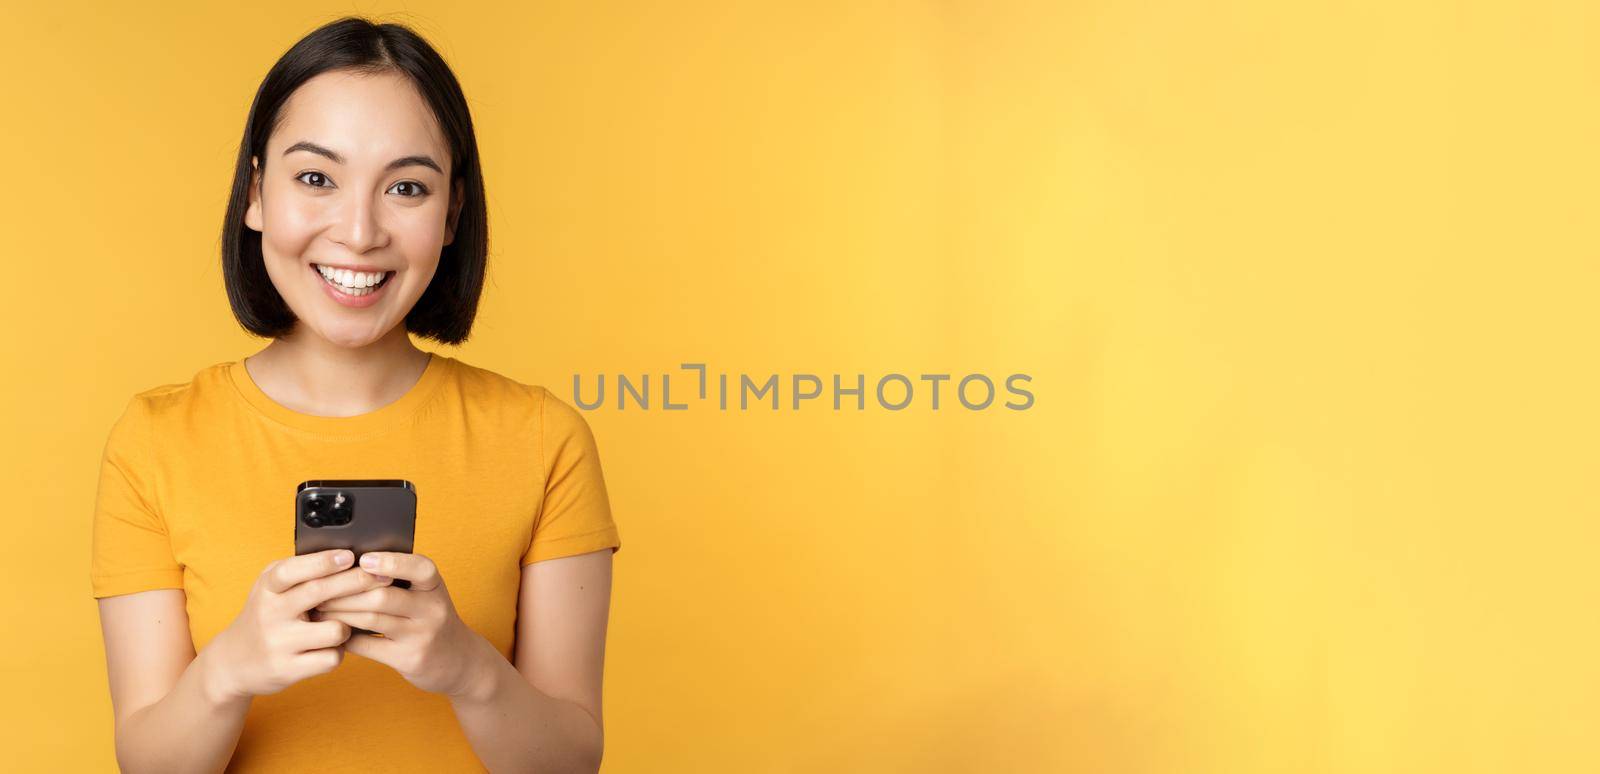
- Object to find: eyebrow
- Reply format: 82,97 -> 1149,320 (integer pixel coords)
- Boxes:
282,140 -> 443,174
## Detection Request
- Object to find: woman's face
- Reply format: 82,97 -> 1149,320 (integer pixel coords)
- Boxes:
245,68 -> 464,348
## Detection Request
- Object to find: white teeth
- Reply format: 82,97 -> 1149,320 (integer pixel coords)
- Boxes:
315,264 -> 387,296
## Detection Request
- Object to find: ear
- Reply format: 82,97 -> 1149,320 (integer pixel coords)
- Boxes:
443,178 -> 465,247
243,156 -> 264,233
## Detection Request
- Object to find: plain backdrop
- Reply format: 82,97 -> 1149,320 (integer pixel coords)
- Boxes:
1,1 -> 1596,771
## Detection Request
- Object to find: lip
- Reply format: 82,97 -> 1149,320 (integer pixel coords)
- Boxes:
311,263 -> 393,309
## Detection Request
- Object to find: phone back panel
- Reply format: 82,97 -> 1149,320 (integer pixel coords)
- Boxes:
294,479 -> 417,623
294,479 -> 417,560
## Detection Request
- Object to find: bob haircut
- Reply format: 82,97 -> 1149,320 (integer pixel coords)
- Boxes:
221,16 -> 488,345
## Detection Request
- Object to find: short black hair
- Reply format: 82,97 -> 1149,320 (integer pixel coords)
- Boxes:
221,16 -> 488,345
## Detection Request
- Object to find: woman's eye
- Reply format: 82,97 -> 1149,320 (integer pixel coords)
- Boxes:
390,181 -> 429,197
295,171 -> 332,188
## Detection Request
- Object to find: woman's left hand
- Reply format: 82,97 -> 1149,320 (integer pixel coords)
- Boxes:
312,552 -> 486,697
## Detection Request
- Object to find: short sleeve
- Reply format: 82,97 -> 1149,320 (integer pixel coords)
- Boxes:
90,396 -> 184,598
522,389 -> 622,565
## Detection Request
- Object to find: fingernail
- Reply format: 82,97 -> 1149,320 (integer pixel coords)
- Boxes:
360,554 -> 379,570
335,550 -> 353,566
372,574 -> 392,584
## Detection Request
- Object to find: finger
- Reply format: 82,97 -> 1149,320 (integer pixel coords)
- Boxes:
360,552 -> 441,592
315,584 -> 416,617
284,619 -> 351,652
342,631 -> 402,666
315,609 -> 408,638
263,550 -> 354,593
285,567 -> 394,613
292,646 -> 345,676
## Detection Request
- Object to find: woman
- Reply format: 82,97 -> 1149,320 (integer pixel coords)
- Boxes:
90,17 -> 620,773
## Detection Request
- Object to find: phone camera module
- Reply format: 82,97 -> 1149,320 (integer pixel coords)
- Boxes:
302,490 -> 354,528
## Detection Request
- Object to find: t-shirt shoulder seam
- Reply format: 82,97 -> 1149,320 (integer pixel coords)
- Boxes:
121,366 -> 223,519
138,379 -> 196,398
130,363 -> 226,412
537,384 -> 548,487
137,384 -> 168,529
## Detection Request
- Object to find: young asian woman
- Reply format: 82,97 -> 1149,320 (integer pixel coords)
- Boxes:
90,17 -> 620,773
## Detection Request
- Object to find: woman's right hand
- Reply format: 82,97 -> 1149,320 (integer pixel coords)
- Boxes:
205,549 -> 393,701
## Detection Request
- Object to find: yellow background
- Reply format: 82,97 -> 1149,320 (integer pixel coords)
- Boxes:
2,1 -> 1595,771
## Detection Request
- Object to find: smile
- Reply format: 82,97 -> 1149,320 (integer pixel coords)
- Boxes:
313,263 -> 394,297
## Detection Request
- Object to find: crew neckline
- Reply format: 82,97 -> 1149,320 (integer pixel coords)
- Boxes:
227,352 -> 449,437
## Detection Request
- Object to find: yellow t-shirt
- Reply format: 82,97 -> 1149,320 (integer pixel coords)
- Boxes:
89,352 -> 620,772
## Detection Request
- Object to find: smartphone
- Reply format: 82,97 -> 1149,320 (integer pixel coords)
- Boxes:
295,480 -> 417,634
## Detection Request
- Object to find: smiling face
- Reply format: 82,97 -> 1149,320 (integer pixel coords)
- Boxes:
244,68 -> 465,348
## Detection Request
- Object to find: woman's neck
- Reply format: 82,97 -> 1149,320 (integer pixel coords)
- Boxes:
242,326 -> 433,418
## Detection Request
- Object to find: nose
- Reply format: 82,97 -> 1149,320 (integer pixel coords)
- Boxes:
330,191 -> 388,254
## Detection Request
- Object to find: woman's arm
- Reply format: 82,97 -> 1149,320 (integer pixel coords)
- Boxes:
448,547 -> 614,773
96,553 -> 379,773
96,590 -> 251,774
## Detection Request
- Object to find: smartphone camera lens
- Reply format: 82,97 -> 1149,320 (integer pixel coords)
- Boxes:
303,493 -> 332,527
327,491 -> 354,526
